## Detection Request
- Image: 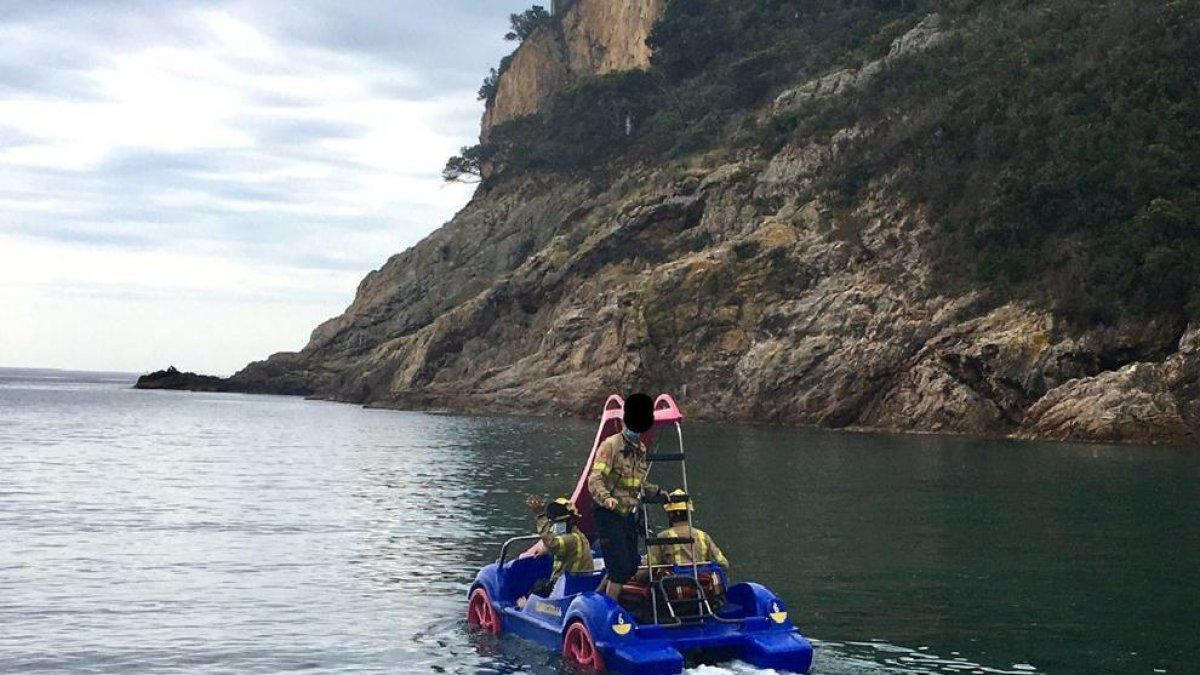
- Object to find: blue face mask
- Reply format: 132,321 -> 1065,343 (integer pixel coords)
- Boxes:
552,521 -> 568,535
623,428 -> 641,444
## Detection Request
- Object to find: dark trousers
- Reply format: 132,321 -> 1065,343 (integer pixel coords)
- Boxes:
593,504 -> 639,584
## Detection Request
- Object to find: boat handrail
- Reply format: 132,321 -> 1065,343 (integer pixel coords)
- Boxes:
497,534 -> 542,569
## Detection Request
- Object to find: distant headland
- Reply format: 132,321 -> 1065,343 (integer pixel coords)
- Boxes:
134,366 -> 230,392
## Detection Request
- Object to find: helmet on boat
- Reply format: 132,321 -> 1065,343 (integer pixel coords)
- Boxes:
664,489 -> 694,513
545,497 -> 580,523
623,392 -> 655,433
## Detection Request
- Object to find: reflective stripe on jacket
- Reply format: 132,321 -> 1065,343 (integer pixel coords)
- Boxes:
587,433 -> 659,515
536,515 -> 593,582
648,524 -> 729,570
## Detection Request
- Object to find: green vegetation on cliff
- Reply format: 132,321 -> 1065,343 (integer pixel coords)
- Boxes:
455,0 -> 1199,325
479,0 -> 942,166
802,0 -> 1200,323
505,5 -> 552,42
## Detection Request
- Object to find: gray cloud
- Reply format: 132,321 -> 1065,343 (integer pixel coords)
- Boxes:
239,117 -> 367,144
0,123 -> 38,146
98,149 -> 227,177
231,1 -> 510,86
0,0 -> 532,275
0,63 -> 105,100
2,1 -> 551,372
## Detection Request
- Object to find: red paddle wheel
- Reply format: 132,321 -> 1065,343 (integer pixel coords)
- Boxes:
562,621 -> 606,672
466,588 -> 501,635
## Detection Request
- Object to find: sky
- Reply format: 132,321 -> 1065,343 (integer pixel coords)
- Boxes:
0,0 -> 533,375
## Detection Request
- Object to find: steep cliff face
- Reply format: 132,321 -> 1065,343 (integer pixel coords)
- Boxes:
226,6 -> 1200,446
233,140 -> 1198,444
482,0 -> 666,135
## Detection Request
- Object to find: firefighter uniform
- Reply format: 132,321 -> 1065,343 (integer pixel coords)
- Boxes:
588,433 -> 659,515
648,523 -> 729,570
535,514 -> 593,583
588,432 -> 660,584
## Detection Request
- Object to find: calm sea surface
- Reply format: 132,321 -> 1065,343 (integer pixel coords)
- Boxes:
1,369 -> 1196,674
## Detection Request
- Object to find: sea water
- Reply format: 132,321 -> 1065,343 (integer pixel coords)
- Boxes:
1,369 -> 1196,674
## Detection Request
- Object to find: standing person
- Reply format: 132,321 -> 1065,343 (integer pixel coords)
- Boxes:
588,392 -> 662,601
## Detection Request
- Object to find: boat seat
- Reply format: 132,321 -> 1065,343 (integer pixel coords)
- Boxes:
554,569 -> 605,597
500,554 -> 552,602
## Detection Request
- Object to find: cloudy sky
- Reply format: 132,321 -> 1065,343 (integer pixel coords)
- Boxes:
0,0 -> 532,374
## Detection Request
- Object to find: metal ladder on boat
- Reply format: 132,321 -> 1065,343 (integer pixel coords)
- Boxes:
636,420 -> 716,626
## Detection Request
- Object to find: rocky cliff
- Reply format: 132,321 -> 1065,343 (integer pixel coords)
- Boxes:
217,2 -> 1199,447
482,0 -> 666,135
229,150 -> 1199,445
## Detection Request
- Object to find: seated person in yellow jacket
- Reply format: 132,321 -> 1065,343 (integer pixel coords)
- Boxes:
519,495 -> 593,604
648,489 -> 729,572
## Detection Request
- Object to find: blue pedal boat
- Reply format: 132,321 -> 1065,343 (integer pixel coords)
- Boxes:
466,394 -> 814,674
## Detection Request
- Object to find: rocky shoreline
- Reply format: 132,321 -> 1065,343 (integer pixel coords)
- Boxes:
137,366 -> 1199,448
141,311 -> 1200,448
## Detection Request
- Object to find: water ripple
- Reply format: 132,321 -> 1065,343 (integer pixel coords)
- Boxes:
2,374 -> 1194,674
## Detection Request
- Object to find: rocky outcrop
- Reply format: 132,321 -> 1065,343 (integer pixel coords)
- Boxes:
482,28 -> 571,134
1021,325 -> 1200,445
135,366 -> 229,392
190,11 -> 1198,447
774,14 -> 950,113
221,140 -> 1198,444
482,0 -> 667,135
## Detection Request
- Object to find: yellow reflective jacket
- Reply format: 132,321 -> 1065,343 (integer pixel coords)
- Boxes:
648,524 -> 729,570
536,515 -> 593,582
587,432 -> 660,515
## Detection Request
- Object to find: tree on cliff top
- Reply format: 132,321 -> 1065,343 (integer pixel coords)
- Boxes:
479,55 -> 516,104
478,68 -> 500,102
506,6 -> 551,42
442,145 -> 483,184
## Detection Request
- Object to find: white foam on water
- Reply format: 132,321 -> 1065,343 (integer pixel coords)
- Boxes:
814,639 -> 1043,675
844,640 -> 911,654
684,662 -> 779,675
